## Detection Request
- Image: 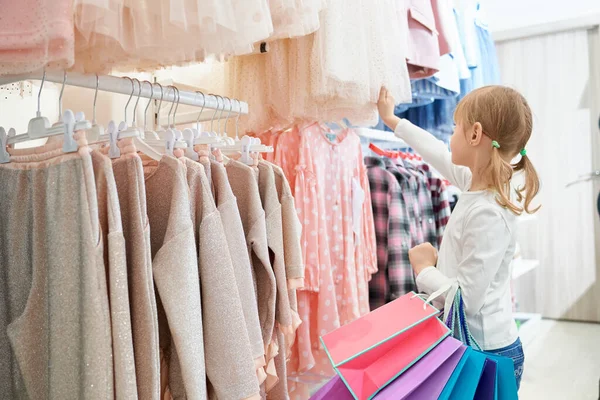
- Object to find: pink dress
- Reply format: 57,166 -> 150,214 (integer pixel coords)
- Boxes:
272,124 -> 377,398
0,0 -> 74,74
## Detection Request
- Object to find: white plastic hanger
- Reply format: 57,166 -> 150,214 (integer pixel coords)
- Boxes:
107,77 -> 135,158
141,81 -> 159,140
155,86 -> 176,140
170,87 -> 184,142
144,85 -> 186,156
148,82 -> 164,140
117,77 -> 141,137
87,74 -> 106,142
6,69 -> 91,148
211,95 -> 235,148
108,77 -> 161,161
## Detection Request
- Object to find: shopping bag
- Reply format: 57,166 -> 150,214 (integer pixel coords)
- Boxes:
375,336 -> 466,400
310,376 -> 353,400
311,338 -> 466,400
320,292 -> 451,400
444,287 -> 519,400
438,347 -> 487,400
474,357 -> 498,400
483,353 -> 519,400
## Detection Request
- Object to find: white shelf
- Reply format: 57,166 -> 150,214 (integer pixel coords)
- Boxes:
512,259 -> 540,280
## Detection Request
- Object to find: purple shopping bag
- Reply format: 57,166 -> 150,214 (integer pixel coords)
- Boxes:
474,357 -> 498,400
310,376 -> 353,400
375,337 -> 465,400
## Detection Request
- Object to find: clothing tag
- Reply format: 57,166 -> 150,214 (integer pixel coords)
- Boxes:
352,178 -> 365,243
326,133 -> 337,143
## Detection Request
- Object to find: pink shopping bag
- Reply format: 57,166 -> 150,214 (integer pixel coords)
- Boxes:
320,292 -> 451,400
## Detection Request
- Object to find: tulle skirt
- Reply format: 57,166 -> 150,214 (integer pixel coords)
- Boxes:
228,0 -> 412,130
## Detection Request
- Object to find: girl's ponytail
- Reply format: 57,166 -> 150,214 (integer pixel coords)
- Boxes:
512,154 -> 541,214
488,145 -> 519,214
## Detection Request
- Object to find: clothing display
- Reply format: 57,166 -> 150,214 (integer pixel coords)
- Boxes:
250,123 -> 377,399
0,0 -> 325,74
0,135 -> 114,400
0,0 -> 508,399
0,102 -> 305,399
228,0 -> 413,130
372,0 -> 500,145
364,148 -> 451,311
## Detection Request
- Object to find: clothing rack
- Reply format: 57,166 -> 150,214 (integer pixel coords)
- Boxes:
355,127 -> 408,147
0,69 -> 249,124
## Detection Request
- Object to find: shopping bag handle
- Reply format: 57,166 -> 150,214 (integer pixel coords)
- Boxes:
411,281 -> 456,311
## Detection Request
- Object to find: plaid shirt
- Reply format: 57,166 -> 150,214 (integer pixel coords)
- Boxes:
404,161 -> 438,248
382,158 -> 422,246
365,157 -> 416,310
417,163 -> 452,248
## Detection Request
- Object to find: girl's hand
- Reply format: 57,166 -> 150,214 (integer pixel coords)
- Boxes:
409,243 -> 438,276
377,87 -> 401,131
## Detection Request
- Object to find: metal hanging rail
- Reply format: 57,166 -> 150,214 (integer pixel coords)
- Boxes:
0,69 -> 248,124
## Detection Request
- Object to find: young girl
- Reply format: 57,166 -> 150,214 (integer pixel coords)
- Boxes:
377,85 -> 540,389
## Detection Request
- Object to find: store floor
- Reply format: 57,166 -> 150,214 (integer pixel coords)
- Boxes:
520,319 -> 600,400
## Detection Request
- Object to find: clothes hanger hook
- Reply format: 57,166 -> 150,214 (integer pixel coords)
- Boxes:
93,74 -> 99,124
167,86 -> 176,128
233,99 -> 241,140
223,97 -> 233,135
155,82 -> 164,129
210,94 -> 221,133
37,68 -> 46,118
194,91 -> 206,131
123,77 -> 134,125
132,78 -> 142,127
59,70 -> 67,118
173,87 -> 180,128
216,95 -> 226,136
143,81 -> 154,131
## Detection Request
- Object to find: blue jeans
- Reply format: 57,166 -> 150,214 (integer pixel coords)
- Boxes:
486,338 -> 525,390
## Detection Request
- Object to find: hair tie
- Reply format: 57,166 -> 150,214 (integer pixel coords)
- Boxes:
491,140 -> 500,149
520,148 -> 527,156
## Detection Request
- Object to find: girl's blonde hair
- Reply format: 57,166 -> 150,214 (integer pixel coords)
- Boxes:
454,85 -> 540,215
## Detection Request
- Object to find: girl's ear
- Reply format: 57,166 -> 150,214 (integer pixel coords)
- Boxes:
470,122 -> 484,145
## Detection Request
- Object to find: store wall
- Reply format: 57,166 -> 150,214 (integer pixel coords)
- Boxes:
485,0 -> 600,34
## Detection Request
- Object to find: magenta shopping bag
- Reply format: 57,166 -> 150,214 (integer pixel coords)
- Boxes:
375,337 -> 466,400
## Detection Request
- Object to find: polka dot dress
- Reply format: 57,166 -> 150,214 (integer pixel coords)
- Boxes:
273,123 -> 377,398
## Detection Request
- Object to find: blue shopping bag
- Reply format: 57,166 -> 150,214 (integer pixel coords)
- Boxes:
438,347 -> 487,400
438,287 -> 519,400
484,353 -> 518,400
474,357 -> 498,399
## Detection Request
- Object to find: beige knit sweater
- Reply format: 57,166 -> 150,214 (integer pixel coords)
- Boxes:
210,160 -> 265,366
144,155 -> 207,400
225,160 -> 277,355
0,136 -> 113,399
92,150 -> 138,399
184,159 -> 260,400
110,139 -> 161,400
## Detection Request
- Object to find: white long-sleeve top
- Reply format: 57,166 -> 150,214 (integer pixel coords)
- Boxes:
394,119 -> 518,350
